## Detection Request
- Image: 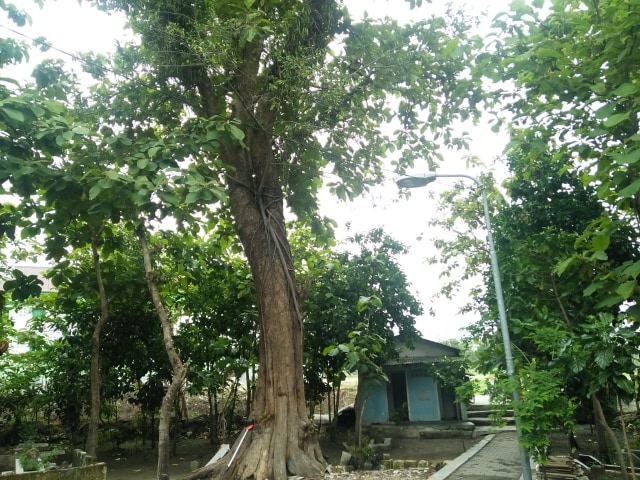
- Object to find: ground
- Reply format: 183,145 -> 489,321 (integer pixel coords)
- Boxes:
104,432 -> 480,479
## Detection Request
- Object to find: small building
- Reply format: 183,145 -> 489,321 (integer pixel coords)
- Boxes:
356,336 -> 467,426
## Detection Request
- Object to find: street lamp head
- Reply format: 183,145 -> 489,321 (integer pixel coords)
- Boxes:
396,172 -> 438,189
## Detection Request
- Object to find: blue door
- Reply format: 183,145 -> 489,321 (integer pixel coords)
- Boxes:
406,368 -> 440,421
359,378 -> 389,425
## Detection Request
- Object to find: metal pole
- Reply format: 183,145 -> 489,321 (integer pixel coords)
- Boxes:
478,183 -> 533,480
398,172 -> 533,480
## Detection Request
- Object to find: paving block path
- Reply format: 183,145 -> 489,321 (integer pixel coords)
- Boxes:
429,431 -> 527,480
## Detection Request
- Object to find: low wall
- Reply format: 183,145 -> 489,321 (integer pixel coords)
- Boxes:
368,421 -> 475,439
0,463 -> 106,480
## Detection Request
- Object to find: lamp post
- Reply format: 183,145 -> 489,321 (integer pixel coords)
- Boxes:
397,172 -> 533,480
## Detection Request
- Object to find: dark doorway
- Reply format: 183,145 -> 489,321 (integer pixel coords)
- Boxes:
388,371 -> 408,422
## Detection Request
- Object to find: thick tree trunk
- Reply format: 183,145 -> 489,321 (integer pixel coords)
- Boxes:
222,173 -> 326,479
138,227 -> 188,480
85,237 -> 110,460
183,78 -> 324,480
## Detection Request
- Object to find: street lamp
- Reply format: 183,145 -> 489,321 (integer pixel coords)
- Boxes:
397,172 -> 533,480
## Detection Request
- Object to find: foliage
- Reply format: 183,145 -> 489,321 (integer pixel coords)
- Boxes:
422,0 -> 640,460
479,0 -> 640,316
302,228 -> 421,410
3,0 -> 490,475
417,356 -> 476,407
18,445 -> 62,472
428,142 -> 638,457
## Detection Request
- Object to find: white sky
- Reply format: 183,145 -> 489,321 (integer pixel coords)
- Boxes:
3,0 -> 513,341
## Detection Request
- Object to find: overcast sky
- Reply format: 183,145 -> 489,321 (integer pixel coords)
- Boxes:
3,0 -> 513,340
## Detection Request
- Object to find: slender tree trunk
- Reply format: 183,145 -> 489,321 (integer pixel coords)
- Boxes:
227,378 -> 239,436
244,369 -> 251,421
151,412 -> 156,449
619,396 -> 637,479
142,410 -> 147,446
593,394 -> 629,480
85,237 -> 110,459
207,389 -> 216,444
138,227 -> 187,480
593,395 -> 611,463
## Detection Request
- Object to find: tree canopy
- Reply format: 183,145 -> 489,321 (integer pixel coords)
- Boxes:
8,0 -> 640,477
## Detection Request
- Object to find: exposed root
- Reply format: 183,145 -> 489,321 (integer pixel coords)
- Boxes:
178,424 -> 326,480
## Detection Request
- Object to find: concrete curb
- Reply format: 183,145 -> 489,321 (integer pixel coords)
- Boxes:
426,434 -> 496,480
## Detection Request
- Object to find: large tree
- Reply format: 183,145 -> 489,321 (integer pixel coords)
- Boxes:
474,1 -> 640,461
86,1 -> 484,478
478,0 -> 640,308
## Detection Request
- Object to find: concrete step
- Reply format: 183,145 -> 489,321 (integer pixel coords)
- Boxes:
467,403 -> 512,412
467,409 -> 513,417
468,416 -> 515,426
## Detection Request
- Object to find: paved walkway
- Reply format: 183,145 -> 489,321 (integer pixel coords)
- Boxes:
429,431 -> 529,480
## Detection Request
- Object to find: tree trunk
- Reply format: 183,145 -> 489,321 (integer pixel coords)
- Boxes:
618,396 -> 637,479
592,393 -> 629,480
183,93 -> 324,480
173,12 -> 330,476
207,389 -> 216,444
85,237 -> 110,460
244,369 -> 252,422
138,227 -> 188,480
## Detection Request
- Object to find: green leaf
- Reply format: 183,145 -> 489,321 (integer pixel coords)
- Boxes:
622,261 -> 640,279
591,235 -> 610,251
0,77 -> 21,86
595,102 -> 616,119
206,130 -> 219,141
536,48 -> 561,59
611,148 -> 640,165
211,187 -> 228,202
72,125 -> 90,135
148,146 -> 161,158
595,295 -> 623,308
88,184 -> 102,200
583,281 -> 602,297
30,104 -> 45,117
618,178 -> 640,198
1,107 -> 25,123
442,38 -> 460,57
555,256 -> 574,276
44,99 -> 65,114
185,191 -> 200,204
157,191 -> 178,205
612,375 -> 635,394
227,124 -> 245,141
603,112 -> 630,127
616,280 -> 636,299
246,28 -> 257,42
611,83 -> 637,97
594,350 -> 613,369
137,158 -> 149,170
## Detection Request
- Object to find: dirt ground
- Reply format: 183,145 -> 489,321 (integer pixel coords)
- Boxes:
103,424 -> 637,479
104,432 -> 480,479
